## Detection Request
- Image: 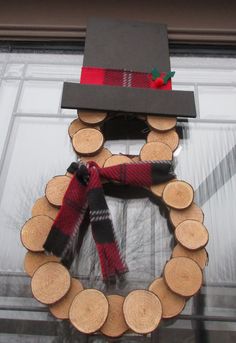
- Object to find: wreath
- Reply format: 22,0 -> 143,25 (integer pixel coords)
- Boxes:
21,111 -> 208,337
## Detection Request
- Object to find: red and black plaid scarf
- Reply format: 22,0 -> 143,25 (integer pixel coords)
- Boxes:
44,160 -> 175,281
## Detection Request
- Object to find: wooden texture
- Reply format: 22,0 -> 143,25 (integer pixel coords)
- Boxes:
149,277 -> 185,318
31,196 -> 59,219
24,251 -> 59,277
170,202 -> 204,228
175,220 -> 209,250
172,243 -> 208,269
72,128 -> 104,156
123,290 -> 162,334
68,118 -> 87,138
69,289 -> 109,334
151,178 -> 176,198
140,142 -> 172,161
21,215 -> 53,252
31,262 -> 71,305
79,110 -> 107,125
45,175 -> 71,207
80,148 -> 112,167
49,278 -> 84,319
104,155 -> 132,167
132,156 -> 140,162
147,116 -> 177,131
147,129 -> 179,151
164,257 -> 203,297
163,180 -> 194,209
100,295 -> 128,338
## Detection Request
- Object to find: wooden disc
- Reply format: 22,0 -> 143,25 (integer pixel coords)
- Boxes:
123,290 -> 162,334
21,215 -> 53,252
100,295 -> 129,338
147,116 -> 177,132
170,203 -> 204,228
79,110 -> 107,125
132,156 -> 140,163
104,155 -> 132,167
68,118 -> 87,138
175,220 -> 209,250
163,180 -> 194,209
69,289 -> 109,334
24,251 -> 59,277
151,178 -> 176,198
49,278 -> 84,319
172,243 -> 208,269
45,175 -> 71,207
72,128 -> 104,156
149,277 -> 185,318
147,129 -> 179,151
31,262 -> 71,305
164,257 -> 203,297
80,148 -> 112,167
31,196 -> 59,219
140,142 -> 172,161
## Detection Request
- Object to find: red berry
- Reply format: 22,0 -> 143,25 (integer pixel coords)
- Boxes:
154,77 -> 164,87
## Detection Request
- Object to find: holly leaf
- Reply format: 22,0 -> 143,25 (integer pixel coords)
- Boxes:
151,68 -> 160,80
163,71 -> 175,84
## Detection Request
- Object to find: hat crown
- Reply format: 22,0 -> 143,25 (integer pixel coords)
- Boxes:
84,17 -> 170,73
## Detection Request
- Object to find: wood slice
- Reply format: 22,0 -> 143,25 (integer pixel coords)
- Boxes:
140,142 -> 172,162
151,178 -> 176,198
45,175 -> 71,207
162,180 -> 194,209
21,215 -> 53,252
31,262 -> 71,305
69,289 -> 109,334
80,148 -> 112,167
72,128 -> 104,156
31,196 -> 59,220
172,243 -> 208,269
68,118 -> 87,138
132,156 -> 140,163
170,203 -> 204,228
123,290 -> 162,334
65,171 -> 73,178
149,277 -> 185,318
79,110 -> 107,125
164,257 -> 203,297
24,251 -> 59,277
147,116 -> 177,132
175,220 -> 209,250
104,155 -> 132,167
100,295 -> 129,338
49,278 -> 84,319
147,129 -> 179,151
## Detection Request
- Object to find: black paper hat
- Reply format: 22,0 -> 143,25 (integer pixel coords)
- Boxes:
62,17 -> 196,118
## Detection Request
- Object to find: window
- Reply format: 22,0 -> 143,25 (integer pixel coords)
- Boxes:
0,52 -> 235,342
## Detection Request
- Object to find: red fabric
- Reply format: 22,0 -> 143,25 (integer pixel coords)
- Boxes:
80,66 -> 172,90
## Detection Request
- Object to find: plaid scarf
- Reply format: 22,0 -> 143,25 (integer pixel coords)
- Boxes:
44,160 -> 175,281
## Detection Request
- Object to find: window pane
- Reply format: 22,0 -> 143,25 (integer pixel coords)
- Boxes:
0,80 -> 20,158
0,117 -> 76,272
26,64 -> 82,80
198,86 -> 236,119
17,81 -> 63,114
4,64 -> 24,78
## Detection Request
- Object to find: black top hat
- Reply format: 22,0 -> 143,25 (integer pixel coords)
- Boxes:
62,17 -> 196,118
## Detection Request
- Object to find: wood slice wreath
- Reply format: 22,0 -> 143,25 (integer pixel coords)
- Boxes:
21,110 -> 209,337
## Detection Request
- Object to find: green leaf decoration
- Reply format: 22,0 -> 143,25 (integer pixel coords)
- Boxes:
163,71 -> 175,84
151,68 -> 160,80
